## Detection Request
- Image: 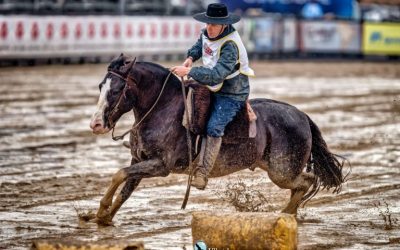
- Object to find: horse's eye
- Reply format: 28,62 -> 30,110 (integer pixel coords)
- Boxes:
110,89 -> 119,95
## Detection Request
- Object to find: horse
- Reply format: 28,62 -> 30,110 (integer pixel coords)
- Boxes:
89,54 -> 345,225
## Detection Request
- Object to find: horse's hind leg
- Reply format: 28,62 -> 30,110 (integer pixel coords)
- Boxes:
281,172 -> 315,214
264,150 -> 314,214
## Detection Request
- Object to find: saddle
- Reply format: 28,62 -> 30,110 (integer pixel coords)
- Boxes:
183,80 -> 257,144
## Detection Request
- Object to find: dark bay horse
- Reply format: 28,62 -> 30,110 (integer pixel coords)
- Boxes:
89,55 -> 345,225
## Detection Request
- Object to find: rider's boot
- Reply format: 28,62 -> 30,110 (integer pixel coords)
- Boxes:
191,136 -> 222,190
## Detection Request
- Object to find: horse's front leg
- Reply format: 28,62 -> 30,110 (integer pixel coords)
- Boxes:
96,158 -> 168,225
96,168 -> 127,221
107,177 -> 141,222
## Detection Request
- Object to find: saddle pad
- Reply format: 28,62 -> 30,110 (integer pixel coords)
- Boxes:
223,103 -> 253,144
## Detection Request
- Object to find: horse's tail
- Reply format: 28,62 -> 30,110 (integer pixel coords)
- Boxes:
302,115 -> 348,203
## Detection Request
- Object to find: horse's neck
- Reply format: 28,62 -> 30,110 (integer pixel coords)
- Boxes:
132,71 -> 183,128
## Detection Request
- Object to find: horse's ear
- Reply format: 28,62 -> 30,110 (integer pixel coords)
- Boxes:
122,57 -> 136,76
125,57 -> 136,65
119,53 -> 124,57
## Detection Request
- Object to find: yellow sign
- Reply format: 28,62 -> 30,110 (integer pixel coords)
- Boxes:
363,23 -> 400,55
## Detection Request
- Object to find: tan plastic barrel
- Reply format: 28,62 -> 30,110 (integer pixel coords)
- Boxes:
192,212 -> 297,250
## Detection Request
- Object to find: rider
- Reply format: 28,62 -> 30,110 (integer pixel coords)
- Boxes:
171,3 -> 254,190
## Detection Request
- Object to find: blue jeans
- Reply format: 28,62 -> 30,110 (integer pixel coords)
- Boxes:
207,95 -> 245,137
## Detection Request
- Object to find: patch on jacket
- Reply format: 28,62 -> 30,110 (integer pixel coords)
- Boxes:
204,43 -> 213,56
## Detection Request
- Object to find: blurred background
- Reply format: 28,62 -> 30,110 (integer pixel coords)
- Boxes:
1,1 -> 399,249
0,0 -> 399,66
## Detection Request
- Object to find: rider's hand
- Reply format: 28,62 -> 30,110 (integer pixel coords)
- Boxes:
171,66 -> 191,77
182,57 -> 193,67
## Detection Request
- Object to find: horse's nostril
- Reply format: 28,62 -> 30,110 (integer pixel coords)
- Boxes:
90,121 -> 102,130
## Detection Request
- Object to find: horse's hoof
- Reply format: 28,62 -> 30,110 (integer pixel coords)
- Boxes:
94,216 -> 114,226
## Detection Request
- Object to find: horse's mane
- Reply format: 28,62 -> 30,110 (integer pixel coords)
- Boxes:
108,55 -> 182,91
136,61 -> 182,89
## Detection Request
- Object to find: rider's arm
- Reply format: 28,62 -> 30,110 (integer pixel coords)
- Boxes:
188,41 -> 238,87
187,33 -> 203,62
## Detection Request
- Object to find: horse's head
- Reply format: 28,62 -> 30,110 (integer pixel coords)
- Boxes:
90,54 -> 136,134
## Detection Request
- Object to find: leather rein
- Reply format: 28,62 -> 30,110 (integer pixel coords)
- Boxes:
106,66 -> 194,210
107,69 -> 172,141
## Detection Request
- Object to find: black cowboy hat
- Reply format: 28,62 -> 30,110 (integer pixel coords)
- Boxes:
193,3 -> 240,25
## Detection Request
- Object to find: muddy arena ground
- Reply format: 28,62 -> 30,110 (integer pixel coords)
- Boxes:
0,61 -> 399,249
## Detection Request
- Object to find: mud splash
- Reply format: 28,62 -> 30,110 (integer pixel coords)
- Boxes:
0,62 -> 399,249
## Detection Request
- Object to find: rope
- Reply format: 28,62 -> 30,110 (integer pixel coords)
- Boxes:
109,70 -> 194,209
181,77 -> 195,210
111,71 -> 172,141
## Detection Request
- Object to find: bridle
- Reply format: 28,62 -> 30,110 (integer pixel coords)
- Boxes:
104,62 -> 195,210
106,65 -> 172,141
106,70 -> 130,138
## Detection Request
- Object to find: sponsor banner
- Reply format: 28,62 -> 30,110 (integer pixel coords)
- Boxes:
337,21 -> 360,53
282,18 -> 297,52
0,16 -> 203,59
300,21 -> 360,53
363,23 -> 400,56
221,0 -> 353,19
248,17 -> 281,53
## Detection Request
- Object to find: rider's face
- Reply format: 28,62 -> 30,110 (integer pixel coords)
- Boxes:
206,23 -> 225,39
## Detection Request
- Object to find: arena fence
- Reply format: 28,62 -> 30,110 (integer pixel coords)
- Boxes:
0,15 -> 399,62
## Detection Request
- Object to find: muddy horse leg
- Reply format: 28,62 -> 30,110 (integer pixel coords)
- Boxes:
96,158 -> 168,225
108,177 -> 141,221
95,158 -> 138,222
105,158 -> 141,221
96,168 -> 128,221
282,172 -> 315,214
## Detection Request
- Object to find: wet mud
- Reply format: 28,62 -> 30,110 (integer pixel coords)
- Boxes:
0,62 -> 399,249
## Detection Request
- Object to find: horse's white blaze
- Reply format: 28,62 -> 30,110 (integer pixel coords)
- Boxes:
91,78 -> 111,128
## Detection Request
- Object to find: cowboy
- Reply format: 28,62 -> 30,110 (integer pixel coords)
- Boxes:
171,3 -> 254,190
